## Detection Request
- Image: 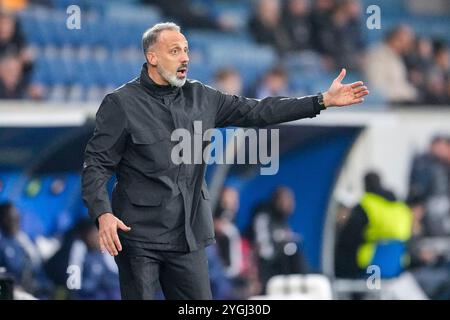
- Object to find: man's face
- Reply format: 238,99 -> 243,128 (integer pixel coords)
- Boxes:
148,29 -> 189,87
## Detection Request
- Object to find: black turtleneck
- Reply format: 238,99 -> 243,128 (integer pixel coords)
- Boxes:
139,63 -> 180,96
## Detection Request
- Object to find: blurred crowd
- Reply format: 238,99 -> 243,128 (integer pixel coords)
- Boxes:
0,184 -> 309,300
1,134 -> 449,299
335,134 -> 450,299
0,0 -> 448,105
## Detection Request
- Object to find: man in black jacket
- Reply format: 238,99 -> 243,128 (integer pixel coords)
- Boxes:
81,22 -> 369,300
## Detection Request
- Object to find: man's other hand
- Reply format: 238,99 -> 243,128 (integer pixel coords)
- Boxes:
98,213 -> 131,256
323,68 -> 369,108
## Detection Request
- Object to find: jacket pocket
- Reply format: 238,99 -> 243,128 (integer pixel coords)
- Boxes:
130,129 -> 171,172
131,129 -> 166,145
124,184 -> 163,207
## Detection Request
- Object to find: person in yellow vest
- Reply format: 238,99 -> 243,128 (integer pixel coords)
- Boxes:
335,172 -> 413,278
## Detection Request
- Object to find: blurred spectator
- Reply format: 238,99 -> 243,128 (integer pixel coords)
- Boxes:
335,172 -> 413,278
313,0 -> 364,71
310,0 -> 335,67
212,68 -> 243,96
214,187 -> 242,279
205,244 -> 234,300
408,135 -> 450,236
0,201 -> 52,298
422,41 -> 450,105
214,186 -> 262,299
407,192 -> 450,299
248,186 -> 309,292
282,0 -> 313,52
45,218 -> 120,300
142,0 -> 236,31
405,37 -> 434,96
254,66 -> 289,99
364,25 -> 418,104
0,53 -> 26,99
0,10 -> 32,75
249,0 -> 292,55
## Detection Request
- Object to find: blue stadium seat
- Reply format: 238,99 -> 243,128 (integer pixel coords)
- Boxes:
207,43 -> 277,85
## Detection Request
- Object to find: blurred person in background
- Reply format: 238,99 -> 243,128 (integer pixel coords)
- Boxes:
45,218 -> 120,300
313,0 -> 364,71
205,243 -> 233,300
405,37 -> 434,99
254,66 -> 289,99
335,172 -> 413,278
248,186 -> 309,292
408,135 -> 450,237
0,53 -> 26,99
282,0 -> 313,52
0,10 -> 32,77
142,0 -> 236,31
0,201 -> 52,298
310,0 -> 335,68
67,218 -> 120,300
249,0 -> 292,55
214,186 -> 261,299
212,68 -> 243,96
407,192 -> 450,300
422,41 -> 450,105
364,25 -> 418,104
214,187 -> 242,280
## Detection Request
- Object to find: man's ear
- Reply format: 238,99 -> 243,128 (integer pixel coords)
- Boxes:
147,51 -> 157,67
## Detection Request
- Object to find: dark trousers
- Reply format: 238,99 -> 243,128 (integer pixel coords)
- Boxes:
114,245 -> 212,300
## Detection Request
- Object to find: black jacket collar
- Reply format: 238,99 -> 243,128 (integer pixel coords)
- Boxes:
139,63 -> 180,96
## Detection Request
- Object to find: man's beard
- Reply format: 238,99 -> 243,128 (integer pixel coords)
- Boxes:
157,64 -> 187,87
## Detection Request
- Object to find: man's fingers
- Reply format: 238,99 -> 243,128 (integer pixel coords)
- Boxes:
99,237 -> 107,254
106,231 -> 119,255
355,90 -> 369,98
102,234 -> 115,256
102,232 -> 118,256
117,220 -> 131,232
112,231 -> 123,252
335,68 -> 346,82
350,81 -> 364,89
353,86 -> 368,94
100,234 -> 113,256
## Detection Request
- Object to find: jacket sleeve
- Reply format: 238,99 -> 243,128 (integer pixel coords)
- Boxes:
207,85 -> 324,128
81,94 -> 128,224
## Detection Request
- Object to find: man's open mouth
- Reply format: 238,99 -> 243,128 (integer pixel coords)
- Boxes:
177,67 -> 188,78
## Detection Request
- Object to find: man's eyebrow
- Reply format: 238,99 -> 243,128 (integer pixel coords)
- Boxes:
168,42 -> 189,48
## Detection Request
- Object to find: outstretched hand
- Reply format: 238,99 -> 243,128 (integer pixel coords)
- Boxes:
323,68 -> 369,108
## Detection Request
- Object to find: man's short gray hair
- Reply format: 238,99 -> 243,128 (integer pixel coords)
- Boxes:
142,22 -> 181,54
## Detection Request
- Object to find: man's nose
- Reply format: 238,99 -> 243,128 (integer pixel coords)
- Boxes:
181,51 -> 189,64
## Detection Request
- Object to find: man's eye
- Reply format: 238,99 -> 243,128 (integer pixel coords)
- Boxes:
171,49 -> 179,54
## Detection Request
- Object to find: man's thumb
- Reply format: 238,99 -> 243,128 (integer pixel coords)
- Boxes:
117,220 -> 131,231
335,68 -> 346,82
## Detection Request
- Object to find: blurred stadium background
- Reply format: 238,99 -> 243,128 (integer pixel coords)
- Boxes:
0,0 -> 450,300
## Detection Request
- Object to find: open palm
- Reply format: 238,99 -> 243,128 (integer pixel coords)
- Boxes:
324,68 -> 369,107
